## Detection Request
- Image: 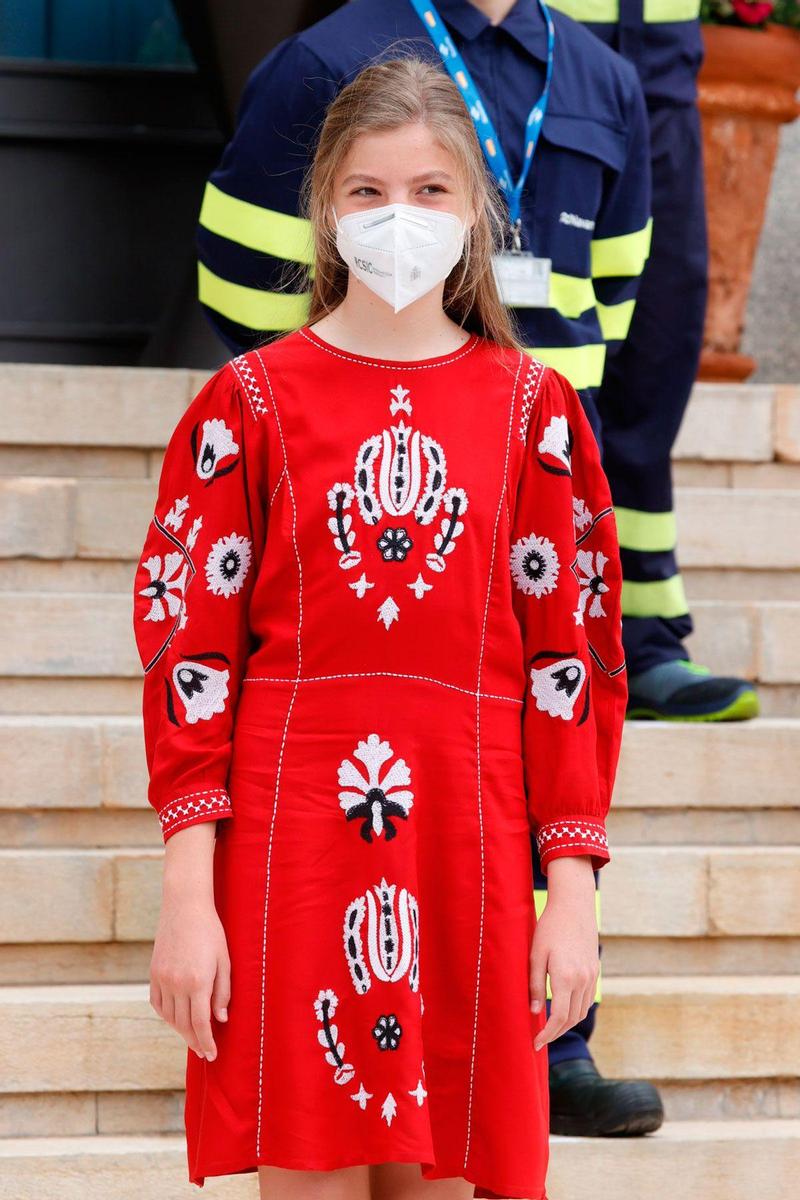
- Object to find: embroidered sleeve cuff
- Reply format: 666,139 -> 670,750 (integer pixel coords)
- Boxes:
536,818 -> 610,873
158,789 -> 233,843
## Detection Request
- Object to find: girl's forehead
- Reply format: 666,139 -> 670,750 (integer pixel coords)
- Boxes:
336,126 -> 462,180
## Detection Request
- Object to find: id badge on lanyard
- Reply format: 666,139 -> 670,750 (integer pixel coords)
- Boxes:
408,0 -> 556,309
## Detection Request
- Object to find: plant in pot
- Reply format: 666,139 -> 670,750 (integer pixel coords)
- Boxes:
698,0 -> 800,381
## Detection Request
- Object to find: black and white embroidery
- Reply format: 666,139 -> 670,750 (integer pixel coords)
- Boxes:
377,527 -> 413,562
372,1014 -> 402,1051
327,385 -> 468,626
192,417 -> 240,484
510,532 -> 560,597
167,652 -> 230,726
204,532 -> 252,597
139,552 -> 188,623
426,487 -> 468,574
538,414 -> 573,476
327,482 -> 362,570
344,878 -> 420,994
338,733 -> 414,843
572,549 -> 610,619
529,650 -> 590,724
313,989 -> 355,1086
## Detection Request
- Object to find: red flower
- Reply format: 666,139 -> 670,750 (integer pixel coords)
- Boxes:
730,0 -> 774,23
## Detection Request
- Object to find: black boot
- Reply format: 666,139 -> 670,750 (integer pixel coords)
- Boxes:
549,1059 -> 664,1136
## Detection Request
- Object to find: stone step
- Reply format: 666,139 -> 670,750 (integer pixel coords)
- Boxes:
1,978 -> 798,1094
0,1121 -> 798,1200
1,593 -> 797,683
4,477 -> 800,568
0,845 -> 797,948
2,365 -> 798,461
1,715 -> 796,816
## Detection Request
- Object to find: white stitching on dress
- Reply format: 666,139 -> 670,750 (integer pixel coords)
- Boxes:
241,671 -> 523,706
159,791 -> 232,836
518,355 -> 546,444
298,327 -> 479,371
463,352 -> 522,1172
230,354 -> 269,421
252,350 -> 303,1160
269,467 -> 285,507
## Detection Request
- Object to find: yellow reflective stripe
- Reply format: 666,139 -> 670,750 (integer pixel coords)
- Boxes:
549,272 -> 596,319
198,263 -> 311,331
615,507 -> 677,553
644,0 -> 700,21
547,0 -> 619,21
597,298 -> 635,342
526,343 -> 607,391
199,182 -> 315,264
591,218 -> 653,279
534,888 -> 602,1003
622,576 -> 689,619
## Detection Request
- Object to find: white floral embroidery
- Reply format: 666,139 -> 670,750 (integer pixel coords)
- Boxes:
351,1082 -> 373,1110
338,734 -> 414,842
407,573 -> 432,599
172,659 -> 229,724
205,532 -> 252,597
185,515 -> 203,551
195,418 -> 239,482
529,654 -> 587,721
344,878 -> 420,995
314,989 -> 355,1086
408,1080 -> 428,1106
377,596 -> 400,630
349,572 -> 374,598
574,549 -> 610,618
164,495 -> 189,531
381,1093 -> 398,1127
414,436 -> 448,526
354,435 -> 383,526
538,414 -> 572,475
573,497 -> 592,535
327,482 -> 361,570
510,532 -> 560,597
426,487 -> 468,573
139,552 -> 188,621
389,384 -> 412,415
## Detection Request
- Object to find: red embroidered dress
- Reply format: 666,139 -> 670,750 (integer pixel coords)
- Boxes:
132,326 -> 626,1199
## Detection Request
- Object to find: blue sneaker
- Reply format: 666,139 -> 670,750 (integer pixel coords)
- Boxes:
626,659 -> 759,722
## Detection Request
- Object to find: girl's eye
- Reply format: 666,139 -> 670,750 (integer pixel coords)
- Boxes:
420,184 -> 446,195
352,186 -> 379,197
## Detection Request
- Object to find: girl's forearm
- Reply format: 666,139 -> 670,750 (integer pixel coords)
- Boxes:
162,821 -> 218,907
545,855 -> 596,902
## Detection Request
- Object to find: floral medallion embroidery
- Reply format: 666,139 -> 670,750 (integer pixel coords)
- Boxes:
166,652 -> 230,726
139,551 -> 188,623
343,878 -> 420,994
164,495 -> 189,531
314,989 -> 355,1086
528,650 -> 590,724
572,548 -> 610,619
537,414 -> 573,476
510,532 -> 560,598
205,532 -> 252,597
326,384 -> 468,627
191,417 -> 240,483
372,1014 -> 402,1051
338,734 -> 414,843
377,526 -> 413,562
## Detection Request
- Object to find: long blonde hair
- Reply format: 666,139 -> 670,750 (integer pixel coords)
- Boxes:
297,56 -> 523,350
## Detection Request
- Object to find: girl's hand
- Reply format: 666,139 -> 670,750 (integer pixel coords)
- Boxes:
149,822 -> 230,1061
529,855 -> 599,1053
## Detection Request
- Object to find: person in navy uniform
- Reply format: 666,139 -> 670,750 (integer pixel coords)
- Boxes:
191,0 -> 748,1136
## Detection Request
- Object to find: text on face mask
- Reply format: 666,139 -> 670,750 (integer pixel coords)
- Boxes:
354,256 -> 391,278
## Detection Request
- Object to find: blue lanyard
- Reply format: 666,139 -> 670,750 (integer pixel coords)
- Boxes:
408,0 -> 555,239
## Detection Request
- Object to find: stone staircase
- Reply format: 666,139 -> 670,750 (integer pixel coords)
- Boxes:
0,365 -> 798,1199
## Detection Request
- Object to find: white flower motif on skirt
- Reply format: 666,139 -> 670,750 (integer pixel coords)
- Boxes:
205,532 -> 252,597
313,989 -> 355,1087
338,733 -> 414,843
510,532 -> 560,597
344,879 -> 420,995
139,551 -> 188,622
573,548 -> 610,619
537,414 -> 573,476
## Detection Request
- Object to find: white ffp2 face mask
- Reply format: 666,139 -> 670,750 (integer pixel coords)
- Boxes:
333,202 -> 467,313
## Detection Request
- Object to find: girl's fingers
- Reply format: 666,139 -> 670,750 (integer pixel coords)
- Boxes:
149,979 -> 163,1016
173,992 -> 202,1056
211,956 -> 231,1023
534,987 -> 569,1051
159,987 -> 175,1029
191,991 -> 217,1061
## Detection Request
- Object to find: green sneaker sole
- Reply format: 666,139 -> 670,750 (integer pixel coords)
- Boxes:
626,689 -> 760,723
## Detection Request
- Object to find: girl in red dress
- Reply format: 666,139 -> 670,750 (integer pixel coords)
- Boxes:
133,56 -> 625,1200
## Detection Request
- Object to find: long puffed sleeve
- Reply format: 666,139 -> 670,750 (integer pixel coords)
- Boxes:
132,361 -> 267,842
510,365 -> 627,873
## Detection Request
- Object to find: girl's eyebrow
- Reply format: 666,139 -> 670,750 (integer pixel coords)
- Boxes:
340,170 -> 455,186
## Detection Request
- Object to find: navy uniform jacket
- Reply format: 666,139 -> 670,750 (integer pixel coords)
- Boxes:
197,0 -> 651,400
548,0 -> 703,105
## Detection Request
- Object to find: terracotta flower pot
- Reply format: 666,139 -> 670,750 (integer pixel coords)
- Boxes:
698,24 -> 800,381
